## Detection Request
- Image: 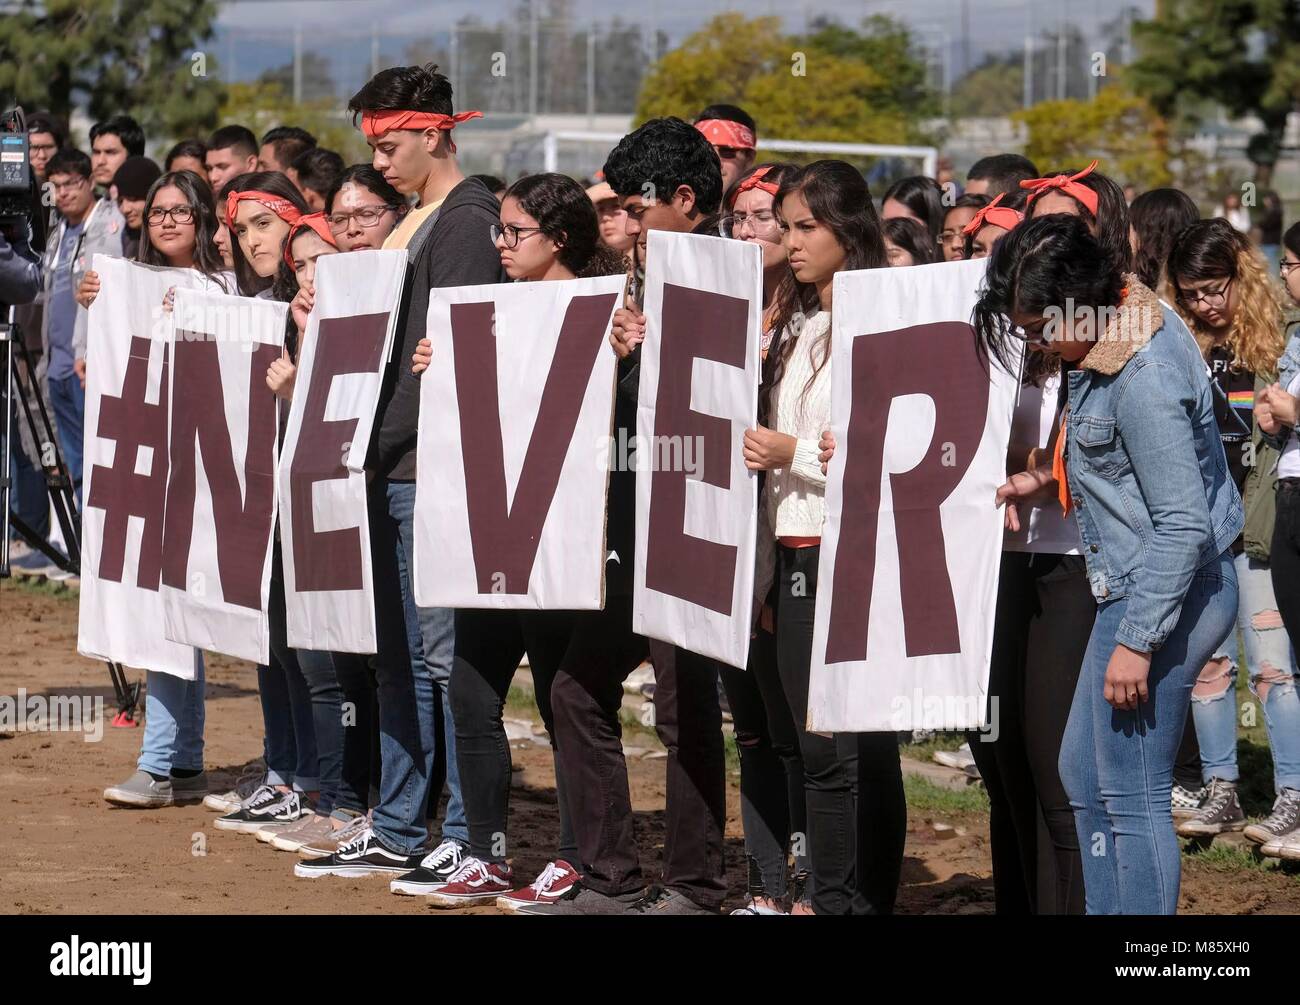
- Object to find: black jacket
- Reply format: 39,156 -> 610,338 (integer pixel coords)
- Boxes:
367,176 -> 507,480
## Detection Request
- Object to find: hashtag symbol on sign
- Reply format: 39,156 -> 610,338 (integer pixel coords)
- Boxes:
85,336 -> 171,589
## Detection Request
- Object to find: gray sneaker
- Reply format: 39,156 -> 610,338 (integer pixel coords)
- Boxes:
514,882 -> 641,916
104,770 -> 175,808
627,885 -> 717,916
1244,787 -> 1300,845
170,772 -> 209,803
1176,778 -> 1246,836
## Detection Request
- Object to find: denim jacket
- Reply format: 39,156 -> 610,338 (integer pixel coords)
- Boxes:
1064,279 -> 1243,653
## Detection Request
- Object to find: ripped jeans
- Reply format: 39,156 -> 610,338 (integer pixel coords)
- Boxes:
1191,551 -> 1300,793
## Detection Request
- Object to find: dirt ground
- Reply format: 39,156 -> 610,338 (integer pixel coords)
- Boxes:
2,578 -> 1298,915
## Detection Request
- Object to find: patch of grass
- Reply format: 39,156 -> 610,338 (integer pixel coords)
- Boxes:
903,773 -> 989,816
723,730 -> 740,776
6,575 -> 75,600
1183,840 -> 1278,874
504,683 -> 536,720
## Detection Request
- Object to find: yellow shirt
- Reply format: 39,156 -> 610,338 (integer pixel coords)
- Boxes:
383,198 -> 446,250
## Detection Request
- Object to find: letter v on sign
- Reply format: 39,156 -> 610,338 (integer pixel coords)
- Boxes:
450,292 -> 619,595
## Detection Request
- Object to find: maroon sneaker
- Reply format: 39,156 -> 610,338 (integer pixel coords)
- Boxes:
425,857 -> 514,908
496,859 -> 580,914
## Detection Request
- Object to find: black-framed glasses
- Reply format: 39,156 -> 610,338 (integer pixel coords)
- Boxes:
1180,277 -> 1233,308
1282,260 -> 1300,277
327,205 -> 398,232
491,223 -> 544,248
147,205 -> 196,225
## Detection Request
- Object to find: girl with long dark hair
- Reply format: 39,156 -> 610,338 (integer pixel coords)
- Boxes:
92,171 -> 233,809
881,174 -> 945,244
401,172 -> 626,910
744,160 -> 907,915
1021,161 -> 1132,273
1128,188 -> 1199,303
978,214 -> 1242,915
1167,219 -> 1300,848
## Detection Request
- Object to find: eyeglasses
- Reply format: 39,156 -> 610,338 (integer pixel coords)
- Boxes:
49,177 -> 88,193
1179,277 -> 1232,308
1282,260 -> 1300,276
937,229 -> 966,245
719,210 -> 781,239
327,205 -> 398,231
28,142 -> 57,155
147,205 -> 196,225
491,223 -> 544,248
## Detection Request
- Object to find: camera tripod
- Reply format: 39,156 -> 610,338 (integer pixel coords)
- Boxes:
2,303 -> 140,725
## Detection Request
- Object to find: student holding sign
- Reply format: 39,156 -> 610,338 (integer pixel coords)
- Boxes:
750,160 -> 906,915
402,173 -> 626,909
979,214 -> 1243,915
85,171 -> 231,809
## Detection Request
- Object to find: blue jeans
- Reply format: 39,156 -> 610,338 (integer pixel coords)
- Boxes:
369,478 -> 463,854
137,654 -> 206,776
47,372 -> 83,509
1191,552 -> 1300,792
1059,551 -> 1238,915
8,395 -> 49,540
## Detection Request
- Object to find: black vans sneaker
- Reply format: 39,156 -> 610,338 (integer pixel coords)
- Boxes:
389,838 -> 468,896
294,827 -> 422,879
214,786 -> 306,833
1176,778 -> 1246,836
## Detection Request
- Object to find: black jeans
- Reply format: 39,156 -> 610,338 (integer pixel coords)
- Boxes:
449,608 -> 577,864
268,546 -> 341,810
719,619 -> 807,899
331,651 -> 375,816
1271,479 -> 1300,652
774,544 -> 906,915
550,593 -> 729,910
967,551 -> 1092,915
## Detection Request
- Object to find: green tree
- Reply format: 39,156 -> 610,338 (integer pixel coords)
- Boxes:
0,0 -> 225,141
1129,0 -> 1300,184
951,57 -> 1025,118
1014,80 -> 1173,190
633,14 -> 935,147
219,81 -> 369,164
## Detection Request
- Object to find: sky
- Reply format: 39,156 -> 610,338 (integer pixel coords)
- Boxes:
214,0 -> 1159,83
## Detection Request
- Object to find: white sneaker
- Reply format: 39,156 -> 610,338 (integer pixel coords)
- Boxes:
204,768 -> 267,813
934,742 -> 976,772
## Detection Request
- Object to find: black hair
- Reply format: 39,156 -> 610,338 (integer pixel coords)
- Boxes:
1026,166 -> 1132,273
967,154 -> 1039,196
137,170 -> 228,287
1167,216 -> 1246,290
949,192 -> 991,215
90,115 -> 145,157
165,138 -> 209,172
1128,188 -> 1199,293
348,62 -> 454,120
882,175 -> 945,242
972,213 -> 1123,377
468,173 -> 506,196
503,172 -> 625,278
261,125 -> 317,147
45,147 -> 92,180
324,164 -> 406,214
1284,221 -> 1300,260
694,103 -> 757,137
26,112 -> 65,148
220,171 -> 311,297
208,125 -> 258,160
884,216 -> 937,265
602,117 -> 723,216
766,160 -> 886,411
290,147 -> 345,197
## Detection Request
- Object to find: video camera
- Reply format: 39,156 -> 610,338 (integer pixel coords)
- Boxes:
0,106 -> 36,233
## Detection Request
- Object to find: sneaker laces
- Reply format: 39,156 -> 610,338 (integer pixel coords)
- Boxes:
240,784 -> 278,811
530,860 -> 569,893
337,827 -> 375,858
445,857 -> 490,886
1201,778 -> 1235,816
419,839 -> 464,871
1270,787 -> 1300,821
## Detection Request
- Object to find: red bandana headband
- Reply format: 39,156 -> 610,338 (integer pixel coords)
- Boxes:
728,165 -> 779,207
225,189 -> 303,230
696,118 -> 756,151
360,110 -> 484,153
284,212 -> 338,268
1020,159 -> 1100,217
961,192 -> 1025,236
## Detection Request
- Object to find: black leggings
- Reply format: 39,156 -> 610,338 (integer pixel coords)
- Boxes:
1271,480 -> 1300,660
774,544 -> 906,915
448,608 -> 578,864
718,619 -> 807,899
967,551 -> 1092,915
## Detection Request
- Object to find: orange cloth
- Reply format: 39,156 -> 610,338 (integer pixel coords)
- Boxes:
695,118 -> 756,150
961,192 -> 1024,235
1021,160 -> 1100,217
283,212 -> 338,268
728,165 -> 779,207
359,110 -> 483,152
225,189 -> 303,230
1053,413 -> 1072,517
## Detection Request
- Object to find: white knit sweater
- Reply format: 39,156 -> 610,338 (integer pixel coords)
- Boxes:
754,310 -> 831,604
